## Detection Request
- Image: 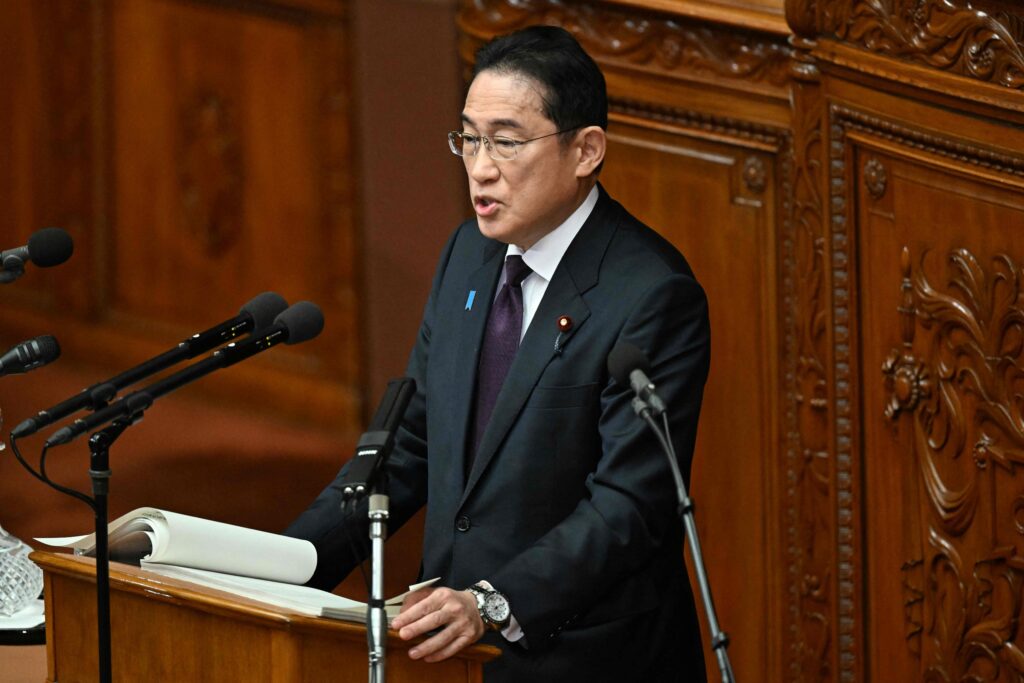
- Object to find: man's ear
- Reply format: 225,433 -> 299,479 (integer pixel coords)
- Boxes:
575,126 -> 606,178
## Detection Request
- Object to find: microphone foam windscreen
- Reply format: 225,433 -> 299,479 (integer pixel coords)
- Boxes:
277,301 -> 324,345
607,341 -> 649,387
27,227 -> 74,267
241,291 -> 289,330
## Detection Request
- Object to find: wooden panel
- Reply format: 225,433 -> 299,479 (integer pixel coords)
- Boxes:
0,0 -> 360,431
601,114 -> 783,683
851,132 -> 1024,682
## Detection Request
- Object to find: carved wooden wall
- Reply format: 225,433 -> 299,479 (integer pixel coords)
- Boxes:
787,1 -> 1024,681
457,1 -> 1024,682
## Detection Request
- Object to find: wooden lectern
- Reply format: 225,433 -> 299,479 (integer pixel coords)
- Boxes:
32,551 -> 499,682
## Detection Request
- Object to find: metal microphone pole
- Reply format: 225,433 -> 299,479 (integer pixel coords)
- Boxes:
367,478 -> 390,683
87,417 -> 136,683
632,397 -> 736,683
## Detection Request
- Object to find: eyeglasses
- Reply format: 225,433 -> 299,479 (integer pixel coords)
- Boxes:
447,128 -> 580,161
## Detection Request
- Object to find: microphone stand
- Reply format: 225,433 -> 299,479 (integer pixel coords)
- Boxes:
632,397 -> 736,683
366,476 -> 390,683
86,416 -> 137,683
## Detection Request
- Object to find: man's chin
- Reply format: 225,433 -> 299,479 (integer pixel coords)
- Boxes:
476,218 -> 514,245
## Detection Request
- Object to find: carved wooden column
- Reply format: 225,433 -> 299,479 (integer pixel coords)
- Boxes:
783,2 -> 844,681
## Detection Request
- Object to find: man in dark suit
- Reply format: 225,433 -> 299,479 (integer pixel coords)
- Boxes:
286,26 -> 710,682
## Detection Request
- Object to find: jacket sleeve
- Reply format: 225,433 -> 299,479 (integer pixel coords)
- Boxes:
283,226 -> 463,590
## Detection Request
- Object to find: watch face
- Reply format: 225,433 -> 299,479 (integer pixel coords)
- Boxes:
484,592 -> 510,623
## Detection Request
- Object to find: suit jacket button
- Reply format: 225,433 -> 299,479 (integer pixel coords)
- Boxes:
455,516 -> 471,532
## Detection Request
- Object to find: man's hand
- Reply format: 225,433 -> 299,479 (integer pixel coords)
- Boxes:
391,586 -> 485,662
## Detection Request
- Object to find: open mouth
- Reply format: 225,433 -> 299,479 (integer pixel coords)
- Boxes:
475,196 -> 499,216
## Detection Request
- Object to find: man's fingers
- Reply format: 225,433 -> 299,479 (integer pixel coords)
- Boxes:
408,617 -> 461,659
423,634 -> 475,663
395,588 -> 485,662
393,589 -> 439,628
397,593 -> 455,639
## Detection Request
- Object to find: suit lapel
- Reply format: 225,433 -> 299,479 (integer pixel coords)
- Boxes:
451,239 -> 505,480
461,186 -> 619,503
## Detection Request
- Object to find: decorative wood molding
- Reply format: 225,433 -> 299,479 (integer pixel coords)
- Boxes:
789,0 -> 1024,90
834,104 -> 1024,178
457,0 -> 793,92
826,103 -> 860,683
783,61 -> 837,683
609,98 -> 788,151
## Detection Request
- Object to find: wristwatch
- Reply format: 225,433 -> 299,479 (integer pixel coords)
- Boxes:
467,582 -> 511,631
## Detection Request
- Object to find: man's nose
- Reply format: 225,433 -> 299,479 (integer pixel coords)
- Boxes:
467,148 -> 500,182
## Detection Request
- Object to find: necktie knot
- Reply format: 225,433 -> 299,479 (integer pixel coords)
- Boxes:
504,255 -> 532,288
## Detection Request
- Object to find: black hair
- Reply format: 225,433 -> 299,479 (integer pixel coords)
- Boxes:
472,25 -> 608,145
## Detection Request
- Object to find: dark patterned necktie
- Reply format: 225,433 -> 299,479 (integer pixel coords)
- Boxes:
470,255 -> 533,460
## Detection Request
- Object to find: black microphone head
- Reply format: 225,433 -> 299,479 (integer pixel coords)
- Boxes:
240,291 -> 288,329
27,227 -> 74,267
32,335 -> 61,363
607,342 -> 650,387
276,301 -> 324,345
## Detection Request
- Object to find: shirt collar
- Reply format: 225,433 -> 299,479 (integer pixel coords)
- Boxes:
506,185 -> 599,282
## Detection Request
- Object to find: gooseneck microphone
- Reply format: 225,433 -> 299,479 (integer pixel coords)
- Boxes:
0,227 -> 74,284
338,377 -> 417,500
0,335 -> 61,377
606,341 -> 666,417
12,291 -> 288,439
607,340 -> 736,683
44,301 -> 324,447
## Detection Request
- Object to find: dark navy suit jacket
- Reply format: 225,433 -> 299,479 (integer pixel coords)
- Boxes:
287,186 -> 710,682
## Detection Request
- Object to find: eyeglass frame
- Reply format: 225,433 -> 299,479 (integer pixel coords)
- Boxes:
447,127 -> 582,161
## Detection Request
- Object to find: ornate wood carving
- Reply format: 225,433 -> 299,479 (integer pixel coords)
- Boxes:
178,91 -> 244,256
862,157 -> 888,199
744,155 -> 768,193
901,556 -> 926,657
837,105 -> 1024,177
783,50 -> 837,683
883,248 -> 930,421
609,98 -> 787,150
810,0 -> 1024,89
883,246 -> 1024,682
458,0 -> 793,91
826,105 -> 861,683
827,94 -> 1024,681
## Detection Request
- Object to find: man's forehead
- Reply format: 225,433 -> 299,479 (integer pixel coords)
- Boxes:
462,71 -> 549,129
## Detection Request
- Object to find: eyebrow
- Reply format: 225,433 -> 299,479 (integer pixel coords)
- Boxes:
460,113 -> 525,131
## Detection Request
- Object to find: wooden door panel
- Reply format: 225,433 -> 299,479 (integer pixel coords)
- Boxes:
857,144 -> 1024,683
112,0 -> 317,325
